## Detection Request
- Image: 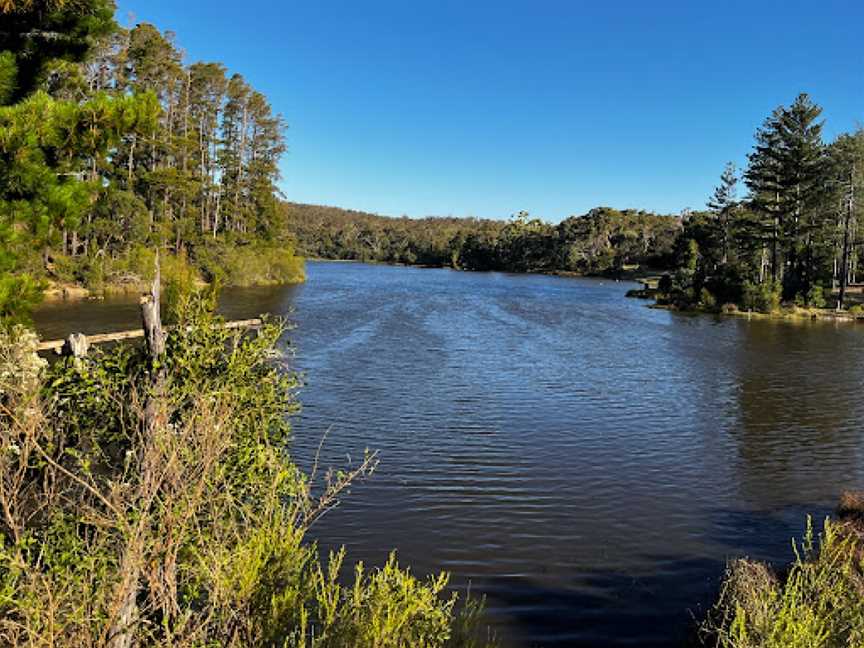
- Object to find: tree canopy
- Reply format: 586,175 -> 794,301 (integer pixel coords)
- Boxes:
0,1 -> 303,319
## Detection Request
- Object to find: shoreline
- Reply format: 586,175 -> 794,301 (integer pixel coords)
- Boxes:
649,302 -> 864,323
306,256 -> 664,282
41,275 -> 306,304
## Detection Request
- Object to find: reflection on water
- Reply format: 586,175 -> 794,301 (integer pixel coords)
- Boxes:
32,261 -> 864,647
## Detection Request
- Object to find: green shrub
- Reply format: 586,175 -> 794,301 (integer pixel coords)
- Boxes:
46,253 -> 78,284
700,288 -> 717,310
196,241 -> 305,287
123,245 -> 158,281
806,284 -> 827,309
702,515 -> 864,648
742,281 -> 781,313
0,273 -> 44,323
0,296 -> 489,647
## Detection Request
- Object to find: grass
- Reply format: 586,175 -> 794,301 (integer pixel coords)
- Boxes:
700,493 -> 864,648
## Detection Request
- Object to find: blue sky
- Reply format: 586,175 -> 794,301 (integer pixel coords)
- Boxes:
117,0 -> 863,222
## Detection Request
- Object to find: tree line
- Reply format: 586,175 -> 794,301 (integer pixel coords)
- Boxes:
0,0 -> 303,320
286,202 -> 681,276
663,94 -> 864,312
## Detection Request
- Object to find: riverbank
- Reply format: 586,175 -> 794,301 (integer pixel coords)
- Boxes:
41,273 -> 304,303
701,492 -> 864,648
646,301 -> 864,323
623,276 -> 864,323
39,245 -> 306,303
308,255 -> 669,283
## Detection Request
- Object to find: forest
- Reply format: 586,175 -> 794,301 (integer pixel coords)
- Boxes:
286,202 -> 681,275
0,0 -> 303,321
660,94 -> 864,313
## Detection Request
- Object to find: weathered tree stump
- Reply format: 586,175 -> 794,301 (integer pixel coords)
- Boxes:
64,332 -> 89,358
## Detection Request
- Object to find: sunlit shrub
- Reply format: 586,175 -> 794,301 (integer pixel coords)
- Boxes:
196,241 -> 305,286
701,513 -> 864,648
0,296 -> 489,647
0,273 -> 44,322
806,284 -> 827,309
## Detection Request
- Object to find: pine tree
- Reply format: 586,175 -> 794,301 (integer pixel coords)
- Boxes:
745,108 -> 785,284
745,94 -> 826,299
827,129 -> 864,308
775,93 -> 826,298
707,162 -> 739,264
0,0 -> 116,104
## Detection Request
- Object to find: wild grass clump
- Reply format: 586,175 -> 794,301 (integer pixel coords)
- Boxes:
0,292 -> 489,647
701,497 -> 864,648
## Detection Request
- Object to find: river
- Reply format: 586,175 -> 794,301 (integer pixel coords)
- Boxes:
33,260 -> 864,647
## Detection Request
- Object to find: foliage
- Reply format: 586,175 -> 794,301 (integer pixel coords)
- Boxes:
701,513 -> 864,648
0,296 -> 492,647
742,281 -> 782,313
196,239 -> 306,286
0,273 -> 43,322
0,0 -> 116,105
0,323 -> 46,405
667,97 -> 864,314
0,2 -> 303,324
287,202 -> 680,276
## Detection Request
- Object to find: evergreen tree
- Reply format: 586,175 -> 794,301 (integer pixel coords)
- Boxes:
745,107 -> 785,284
745,94 -> 826,299
0,0 -> 115,104
826,129 -> 864,308
707,162 -> 739,265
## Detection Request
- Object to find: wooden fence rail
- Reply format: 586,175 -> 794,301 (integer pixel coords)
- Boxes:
37,318 -> 263,355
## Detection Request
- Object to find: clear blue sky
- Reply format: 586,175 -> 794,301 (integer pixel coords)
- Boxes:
117,0 -> 863,222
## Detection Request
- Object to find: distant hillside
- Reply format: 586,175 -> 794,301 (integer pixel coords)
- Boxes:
282,202 -> 681,274
282,202 -> 505,266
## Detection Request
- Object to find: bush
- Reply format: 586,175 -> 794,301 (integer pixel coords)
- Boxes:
0,273 -> 44,323
658,273 -> 673,295
196,241 -> 305,287
741,280 -> 781,313
699,288 -> 717,310
806,284 -> 827,309
706,264 -> 746,306
701,513 -> 864,648
0,297 -> 489,647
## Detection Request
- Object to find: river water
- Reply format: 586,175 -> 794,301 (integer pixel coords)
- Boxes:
33,260 -> 864,647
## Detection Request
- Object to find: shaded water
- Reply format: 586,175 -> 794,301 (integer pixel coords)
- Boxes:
33,261 -> 864,647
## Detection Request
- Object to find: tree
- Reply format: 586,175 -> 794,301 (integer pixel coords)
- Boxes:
826,130 -> 864,308
707,162 -> 739,264
0,0 -> 116,104
745,107 -> 785,284
745,94 -> 826,299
